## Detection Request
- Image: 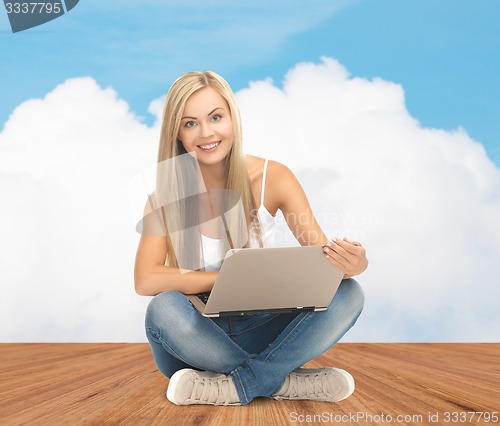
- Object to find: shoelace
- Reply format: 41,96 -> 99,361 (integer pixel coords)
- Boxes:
285,371 -> 338,398
189,375 -> 236,405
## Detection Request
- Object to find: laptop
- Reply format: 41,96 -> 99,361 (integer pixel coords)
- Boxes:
187,245 -> 345,317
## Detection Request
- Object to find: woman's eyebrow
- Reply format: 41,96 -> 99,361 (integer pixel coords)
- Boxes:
181,107 -> 223,120
207,107 -> 223,116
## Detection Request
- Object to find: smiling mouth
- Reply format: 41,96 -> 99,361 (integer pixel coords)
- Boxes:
197,141 -> 221,151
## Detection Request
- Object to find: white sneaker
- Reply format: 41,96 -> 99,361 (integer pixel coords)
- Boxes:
271,367 -> 355,402
166,369 -> 241,406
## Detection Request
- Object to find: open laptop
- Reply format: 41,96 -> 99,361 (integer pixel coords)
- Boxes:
187,245 -> 345,317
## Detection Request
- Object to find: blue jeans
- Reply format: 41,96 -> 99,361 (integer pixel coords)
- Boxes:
145,279 -> 364,405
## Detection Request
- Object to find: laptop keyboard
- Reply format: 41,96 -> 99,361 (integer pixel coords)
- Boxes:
196,292 -> 211,304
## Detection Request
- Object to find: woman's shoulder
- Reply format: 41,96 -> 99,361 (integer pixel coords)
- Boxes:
245,154 -> 292,181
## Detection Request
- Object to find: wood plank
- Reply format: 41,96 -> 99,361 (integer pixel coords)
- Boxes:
0,344 -> 499,425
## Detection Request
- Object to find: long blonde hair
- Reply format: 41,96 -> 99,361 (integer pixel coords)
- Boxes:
154,71 -> 262,269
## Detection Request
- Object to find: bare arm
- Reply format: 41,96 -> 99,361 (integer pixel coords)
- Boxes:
134,234 -> 218,296
133,194 -> 217,297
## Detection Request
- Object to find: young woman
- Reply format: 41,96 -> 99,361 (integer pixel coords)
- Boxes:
134,71 -> 368,406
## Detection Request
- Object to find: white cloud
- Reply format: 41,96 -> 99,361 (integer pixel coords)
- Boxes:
0,77 -> 159,342
1,57 -> 499,342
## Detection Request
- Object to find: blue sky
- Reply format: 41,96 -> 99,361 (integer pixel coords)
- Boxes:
1,0 -> 500,343
1,0 -> 499,164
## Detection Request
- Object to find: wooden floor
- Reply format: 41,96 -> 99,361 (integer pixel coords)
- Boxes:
0,344 -> 499,425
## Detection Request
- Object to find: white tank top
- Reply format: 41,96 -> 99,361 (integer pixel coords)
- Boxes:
201,159 -> 276,272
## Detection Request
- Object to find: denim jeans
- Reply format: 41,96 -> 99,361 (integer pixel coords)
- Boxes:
145,278 -> 364,405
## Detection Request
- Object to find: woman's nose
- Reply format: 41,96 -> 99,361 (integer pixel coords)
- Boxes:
199,122 -> 214,138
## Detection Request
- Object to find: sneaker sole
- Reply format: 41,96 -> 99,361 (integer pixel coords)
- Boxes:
166,368 -> 195,405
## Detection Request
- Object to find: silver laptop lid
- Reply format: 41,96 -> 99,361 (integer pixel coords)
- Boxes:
204,245 -> 344,315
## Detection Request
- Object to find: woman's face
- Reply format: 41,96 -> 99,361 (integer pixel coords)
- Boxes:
178,86 -> 234,166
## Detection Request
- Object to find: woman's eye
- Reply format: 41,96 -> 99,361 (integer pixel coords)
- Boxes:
211,114 -> 222,122
184,121 -> 196,128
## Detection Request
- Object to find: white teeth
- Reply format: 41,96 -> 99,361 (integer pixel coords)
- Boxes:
198,141 -> 220,150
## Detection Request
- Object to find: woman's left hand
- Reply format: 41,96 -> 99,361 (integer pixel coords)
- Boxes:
323,237 -> 368,278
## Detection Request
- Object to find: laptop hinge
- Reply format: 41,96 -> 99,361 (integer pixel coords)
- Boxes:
219,306 -> 316,316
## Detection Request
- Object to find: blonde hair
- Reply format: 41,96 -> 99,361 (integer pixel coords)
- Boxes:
154,71 -> 262,269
